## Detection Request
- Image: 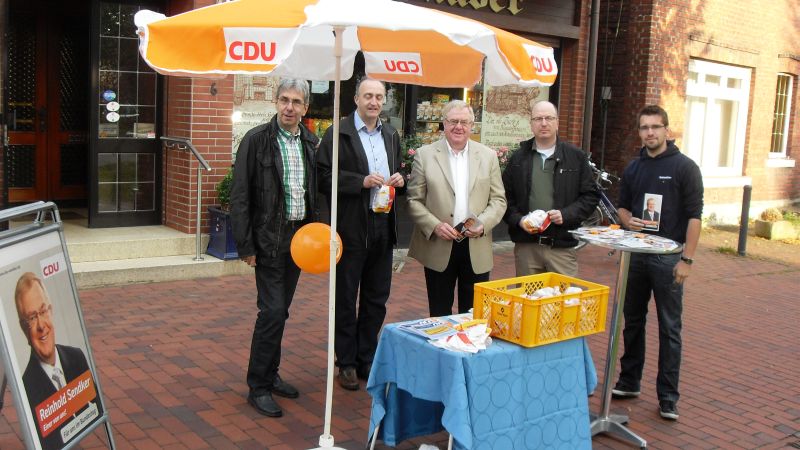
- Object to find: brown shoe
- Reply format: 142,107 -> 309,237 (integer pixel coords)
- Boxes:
338,367 -> 359,391
357,363 -> 372,381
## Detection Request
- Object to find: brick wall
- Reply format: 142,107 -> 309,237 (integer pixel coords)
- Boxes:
163,76 -> 234,234
160,0 -> 234,234
592,0 -> 800,222
556,0 -> 591,145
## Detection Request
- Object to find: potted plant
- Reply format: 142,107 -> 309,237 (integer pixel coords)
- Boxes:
207,166 -> 239,259
753,207 -> 795,240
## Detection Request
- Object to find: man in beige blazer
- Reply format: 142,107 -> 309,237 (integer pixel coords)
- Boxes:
407,100 -> 506,317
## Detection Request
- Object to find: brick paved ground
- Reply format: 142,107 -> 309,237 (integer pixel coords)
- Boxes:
1,240 -> 798,449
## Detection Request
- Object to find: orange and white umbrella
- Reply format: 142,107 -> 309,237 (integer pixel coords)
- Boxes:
135,0 -> 557,86
135,2 -> 557,448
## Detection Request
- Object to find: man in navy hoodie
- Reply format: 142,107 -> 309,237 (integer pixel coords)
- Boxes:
610,105 -> 704,422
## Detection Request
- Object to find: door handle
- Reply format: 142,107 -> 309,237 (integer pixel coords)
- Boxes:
38,107 -> 47,132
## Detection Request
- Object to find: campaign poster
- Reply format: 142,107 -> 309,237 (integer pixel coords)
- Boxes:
480,84 -> 549,150
0,231 -> 104,450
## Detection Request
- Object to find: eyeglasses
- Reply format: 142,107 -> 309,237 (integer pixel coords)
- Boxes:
532,116 -> 558,123
445,119 -> 473,127
20,304 -> 52,329
638,124 -> 665,132
277,96 -> 306,109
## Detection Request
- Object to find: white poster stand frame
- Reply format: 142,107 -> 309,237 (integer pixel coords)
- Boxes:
0,202 -> 115,450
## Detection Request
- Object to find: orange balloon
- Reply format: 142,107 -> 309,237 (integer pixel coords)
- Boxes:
290,222 -> 343,274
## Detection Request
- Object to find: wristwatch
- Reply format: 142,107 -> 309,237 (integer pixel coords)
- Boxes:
680,255 -> 694,265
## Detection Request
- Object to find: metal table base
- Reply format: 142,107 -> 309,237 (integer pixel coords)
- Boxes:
590,250 -> 647,448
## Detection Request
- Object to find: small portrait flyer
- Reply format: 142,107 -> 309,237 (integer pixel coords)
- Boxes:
641,194 -> 663,231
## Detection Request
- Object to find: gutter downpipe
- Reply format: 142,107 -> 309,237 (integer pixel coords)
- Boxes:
582,0 -> 601,157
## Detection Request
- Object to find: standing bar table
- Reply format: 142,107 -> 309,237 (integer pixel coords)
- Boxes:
571,228 -> 681,448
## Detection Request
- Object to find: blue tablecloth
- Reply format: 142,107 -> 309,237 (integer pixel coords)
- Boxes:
367,322 -> 597,450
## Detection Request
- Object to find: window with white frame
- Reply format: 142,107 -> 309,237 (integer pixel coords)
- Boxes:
684,60 -> 751,176
770,73 -> 793,157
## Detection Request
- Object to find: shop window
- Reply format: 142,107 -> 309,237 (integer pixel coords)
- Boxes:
770,73 -> 794,157
683,59 -> 751,176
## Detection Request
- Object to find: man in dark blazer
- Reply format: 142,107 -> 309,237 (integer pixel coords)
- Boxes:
15,272 -> 101,450
318,78 -> 405,391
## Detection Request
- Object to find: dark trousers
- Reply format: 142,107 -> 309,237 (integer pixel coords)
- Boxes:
247,222 -> 302,396
619,252 -> 683,403
424,238 -> 490,317
334,213 -> 392,369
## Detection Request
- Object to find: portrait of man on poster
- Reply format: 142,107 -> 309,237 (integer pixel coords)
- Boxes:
13,272 -> 102,450
642,195 -> 662,230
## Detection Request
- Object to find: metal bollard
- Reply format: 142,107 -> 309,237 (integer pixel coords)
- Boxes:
737,185 -> 752,256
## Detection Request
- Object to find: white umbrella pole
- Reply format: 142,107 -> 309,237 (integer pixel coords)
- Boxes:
315,26 -> 346,450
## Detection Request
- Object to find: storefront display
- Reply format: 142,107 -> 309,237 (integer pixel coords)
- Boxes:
413,86 -> 483,144
231,73 -> 549,157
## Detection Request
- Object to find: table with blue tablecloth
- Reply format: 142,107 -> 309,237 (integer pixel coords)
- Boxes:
367,321 -> 597,450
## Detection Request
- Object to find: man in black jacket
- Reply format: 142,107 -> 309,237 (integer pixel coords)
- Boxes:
502,100 -> 598,276
317,78 -> 404,391
230,78 -> 319,417
611,105 -> 703,422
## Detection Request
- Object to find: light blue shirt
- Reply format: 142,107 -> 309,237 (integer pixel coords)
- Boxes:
354,113 -> 390,204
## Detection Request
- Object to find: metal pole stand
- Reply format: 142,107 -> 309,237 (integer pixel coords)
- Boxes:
590,251 -> 647,448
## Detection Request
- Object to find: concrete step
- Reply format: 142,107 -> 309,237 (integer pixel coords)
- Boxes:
72,254 -> 252,289
64,224 -> 209,263
54,220 -> 253,288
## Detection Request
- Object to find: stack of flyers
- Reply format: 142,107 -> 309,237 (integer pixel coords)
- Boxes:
397,318 -> 458,340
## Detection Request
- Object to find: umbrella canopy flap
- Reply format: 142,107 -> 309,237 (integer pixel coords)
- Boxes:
134,0 -> 557,87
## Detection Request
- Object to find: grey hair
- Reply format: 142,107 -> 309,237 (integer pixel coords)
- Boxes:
276,78 -> 311,105
441,100 -> 475,123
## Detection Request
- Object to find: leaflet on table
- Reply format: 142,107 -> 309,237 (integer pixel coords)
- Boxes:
429,322 -> 491,354
396,314 -> 478,340
397,318 -> 459,340
570,226 -> 679,251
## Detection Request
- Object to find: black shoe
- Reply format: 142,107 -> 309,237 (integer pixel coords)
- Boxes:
247,392 -> 282,417
272,375 -> 299,399
659,400 -> 679,420
338,367 -> 359,391
611,382 -> 641,399
357,363 -> 372,381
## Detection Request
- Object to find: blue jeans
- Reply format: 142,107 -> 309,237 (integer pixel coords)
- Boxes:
618,252 -> 683,403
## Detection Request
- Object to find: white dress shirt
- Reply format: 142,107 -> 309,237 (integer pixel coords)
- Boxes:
446,140 -> 470,226
39,349 -> 67,390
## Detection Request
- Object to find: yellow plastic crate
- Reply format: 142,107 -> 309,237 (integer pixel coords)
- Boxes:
473,272 -> 609,347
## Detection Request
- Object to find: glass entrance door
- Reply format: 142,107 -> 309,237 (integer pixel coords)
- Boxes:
89,1 -> 162,227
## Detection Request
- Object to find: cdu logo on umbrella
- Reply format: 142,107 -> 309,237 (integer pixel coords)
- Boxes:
223,28 -> 297,64
523,44 -> 557,76
365,52 -> 423,76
